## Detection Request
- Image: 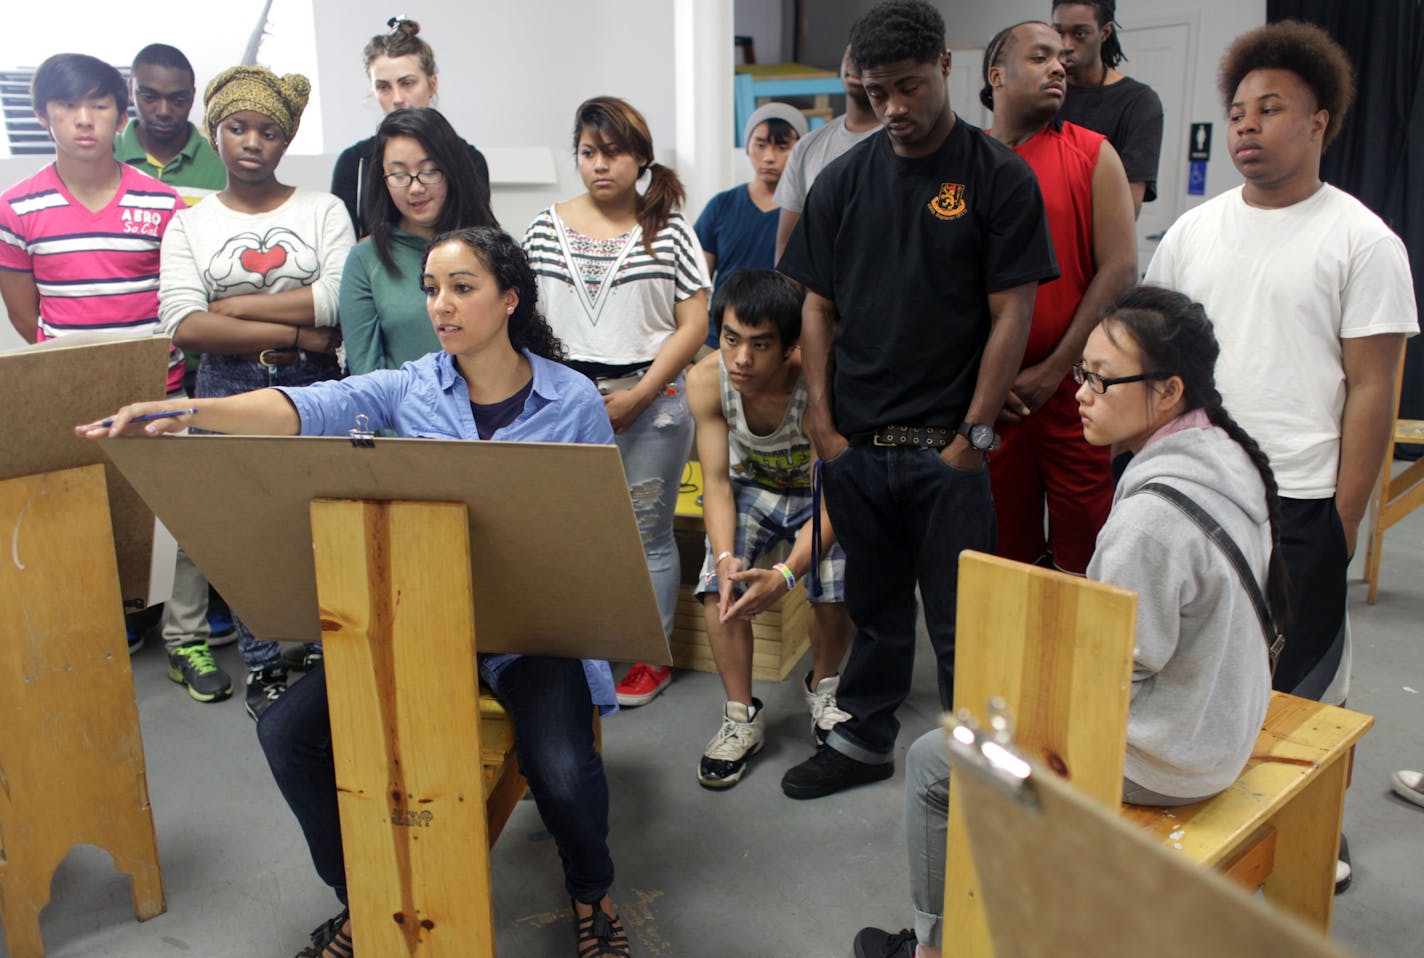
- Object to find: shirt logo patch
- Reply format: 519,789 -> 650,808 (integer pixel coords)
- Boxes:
928,183 -> 967,221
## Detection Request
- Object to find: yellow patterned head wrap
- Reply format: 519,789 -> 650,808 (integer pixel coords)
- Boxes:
204,66 -> 311,148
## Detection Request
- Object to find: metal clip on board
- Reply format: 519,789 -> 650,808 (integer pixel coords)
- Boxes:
348,414 -> 375,448
944,697 -> 1040,812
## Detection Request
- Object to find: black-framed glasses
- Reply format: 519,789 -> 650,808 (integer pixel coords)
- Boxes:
1072,362 -> 1164,395
384,169 -> 445,188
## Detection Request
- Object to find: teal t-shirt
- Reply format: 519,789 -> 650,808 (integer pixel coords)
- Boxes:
338,230 -> 439,375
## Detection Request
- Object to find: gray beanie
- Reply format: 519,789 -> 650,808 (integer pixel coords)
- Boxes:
743,102 -> 809,144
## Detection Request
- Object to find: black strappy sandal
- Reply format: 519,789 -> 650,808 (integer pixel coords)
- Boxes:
296,907 -> 353,958
573,899 -> 631,957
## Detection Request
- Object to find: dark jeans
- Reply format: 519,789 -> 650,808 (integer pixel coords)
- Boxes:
257,656 -> 614,904
821,444 -> 997,762
1273,497 -> 1348,697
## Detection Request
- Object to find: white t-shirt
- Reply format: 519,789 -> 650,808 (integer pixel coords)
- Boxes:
1145,184 -> 1418,498
771,115 -> 879,214
159,188 -> 354,334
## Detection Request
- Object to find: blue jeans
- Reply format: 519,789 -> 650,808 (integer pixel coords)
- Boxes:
257,655 -> 614,904
614,373 -> 693,639
196,354 -> 340,671
821,445 -> 996,763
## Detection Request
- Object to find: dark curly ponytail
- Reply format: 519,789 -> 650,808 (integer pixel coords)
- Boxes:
1105,285 -> 1290,630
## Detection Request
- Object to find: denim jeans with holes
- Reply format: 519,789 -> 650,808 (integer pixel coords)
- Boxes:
613,372 -> 693,639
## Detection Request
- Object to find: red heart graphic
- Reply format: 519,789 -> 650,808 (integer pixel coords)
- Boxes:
240,245 -> 288,276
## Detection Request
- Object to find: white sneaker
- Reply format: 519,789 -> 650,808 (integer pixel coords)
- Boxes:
804,672 -> 852,743
698,699 -> 765,789
1392,769 -> 1424,808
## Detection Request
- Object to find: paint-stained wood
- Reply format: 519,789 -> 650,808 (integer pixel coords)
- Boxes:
0,466 -> 164,957
1122,693 -> 1371,930
311,498 -> 495,958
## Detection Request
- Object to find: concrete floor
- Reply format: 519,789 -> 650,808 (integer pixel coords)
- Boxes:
4,500 -> 1421,958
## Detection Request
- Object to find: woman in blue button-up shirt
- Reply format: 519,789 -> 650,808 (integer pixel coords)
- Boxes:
82,226 -> 635,958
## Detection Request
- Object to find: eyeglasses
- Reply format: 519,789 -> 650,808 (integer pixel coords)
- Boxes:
1072,362 -> 1165,395
384,169 -> 445,189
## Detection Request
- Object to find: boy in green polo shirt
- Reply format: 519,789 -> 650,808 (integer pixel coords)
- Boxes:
115,44 -> 226,205
114,42 -> 234,700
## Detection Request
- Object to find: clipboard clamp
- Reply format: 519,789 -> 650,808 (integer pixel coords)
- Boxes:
348,414 -> 375,447
944,697 -> 1040,811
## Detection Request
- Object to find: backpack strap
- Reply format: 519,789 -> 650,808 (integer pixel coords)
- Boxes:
1132,482 -> 1285,676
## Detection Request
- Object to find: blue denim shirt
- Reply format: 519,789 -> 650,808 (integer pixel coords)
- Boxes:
277,349 -> 620,714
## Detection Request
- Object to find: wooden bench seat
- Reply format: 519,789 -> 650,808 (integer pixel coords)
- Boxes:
946,552 -> 1372,955
1123,692 -> 1371,929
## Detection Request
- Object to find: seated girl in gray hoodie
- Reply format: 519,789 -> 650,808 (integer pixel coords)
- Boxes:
853,285 -> 1282,958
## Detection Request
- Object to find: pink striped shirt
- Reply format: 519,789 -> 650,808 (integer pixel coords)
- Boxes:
0,163 -> 185,391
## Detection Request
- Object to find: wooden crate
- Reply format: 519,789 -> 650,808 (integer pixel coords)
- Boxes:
671,461 -> 811,681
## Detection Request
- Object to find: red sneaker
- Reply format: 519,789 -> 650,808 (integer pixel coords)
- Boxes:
616,663 -> 672,706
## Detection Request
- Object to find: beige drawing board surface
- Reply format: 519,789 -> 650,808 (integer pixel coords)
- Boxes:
0,334 -> 169,602
100,434 -> 670,663
948,722 -> 1352,958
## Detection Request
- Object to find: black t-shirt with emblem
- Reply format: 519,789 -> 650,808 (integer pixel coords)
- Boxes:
778,117 -> 1058,442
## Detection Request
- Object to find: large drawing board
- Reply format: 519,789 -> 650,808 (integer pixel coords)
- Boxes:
948,720 -> 1352,958
100,434 -> 670,663
0,334 -> 169,602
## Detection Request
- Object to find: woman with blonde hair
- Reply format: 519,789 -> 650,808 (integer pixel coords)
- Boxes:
330,17 -> 491,236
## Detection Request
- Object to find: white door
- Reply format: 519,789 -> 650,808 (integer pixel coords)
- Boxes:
1117,20 -> 1193,273
947,48 -> 993,131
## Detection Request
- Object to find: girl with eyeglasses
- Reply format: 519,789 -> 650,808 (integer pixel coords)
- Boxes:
339,107 -> 498,375
1076,284 -> 1282,804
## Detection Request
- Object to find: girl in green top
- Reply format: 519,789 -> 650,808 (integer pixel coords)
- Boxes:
338,107 -> 497,374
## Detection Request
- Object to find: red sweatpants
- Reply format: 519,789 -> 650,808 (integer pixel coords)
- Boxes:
988,374 -> 1112,574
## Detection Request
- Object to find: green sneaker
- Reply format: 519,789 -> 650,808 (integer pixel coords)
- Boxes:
167,641 -> 233,703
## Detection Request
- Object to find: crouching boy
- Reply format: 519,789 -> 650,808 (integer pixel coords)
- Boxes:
686,269 -> 853,789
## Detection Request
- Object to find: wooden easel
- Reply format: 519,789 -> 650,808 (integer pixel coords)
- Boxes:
0,466 -> 164,958
947,711 -> 1353,958
312,498 -> 497,957
99,434 -> 668,955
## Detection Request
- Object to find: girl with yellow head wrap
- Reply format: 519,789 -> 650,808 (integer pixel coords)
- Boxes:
159,63 -> 355,718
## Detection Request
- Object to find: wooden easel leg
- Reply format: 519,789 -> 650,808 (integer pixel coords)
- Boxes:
0,871 -> 51,958
1260,753 -> 1350,931
310,499 -> 495,958
0,466 -> 166,955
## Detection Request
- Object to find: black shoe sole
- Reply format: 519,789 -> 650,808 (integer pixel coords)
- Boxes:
782,761 -> 893,800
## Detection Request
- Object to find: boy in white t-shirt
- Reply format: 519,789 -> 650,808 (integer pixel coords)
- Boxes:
1146,22 -> 1417,705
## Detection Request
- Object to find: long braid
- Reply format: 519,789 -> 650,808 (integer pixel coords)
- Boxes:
1202,395 -> 1292,630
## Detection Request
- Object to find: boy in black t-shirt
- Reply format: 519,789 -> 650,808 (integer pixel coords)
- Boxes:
1052,0 -> 1165,217
777,0 -> 1058,800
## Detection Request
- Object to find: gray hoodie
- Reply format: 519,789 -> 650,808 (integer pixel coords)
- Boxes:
1088,418 -> 1273,799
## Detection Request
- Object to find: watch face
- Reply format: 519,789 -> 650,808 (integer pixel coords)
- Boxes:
970,424 -> 995,449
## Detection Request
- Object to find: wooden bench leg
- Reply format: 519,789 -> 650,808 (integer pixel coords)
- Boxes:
1260,752 -> 1350,932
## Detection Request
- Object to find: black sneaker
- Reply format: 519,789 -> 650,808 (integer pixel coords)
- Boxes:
245,665 -> 288,722
781,744 -> 893,799
167,641 -> 233,702
854,926 -> 917,958
698,698 -> 765,790
281,644 -> 323,672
